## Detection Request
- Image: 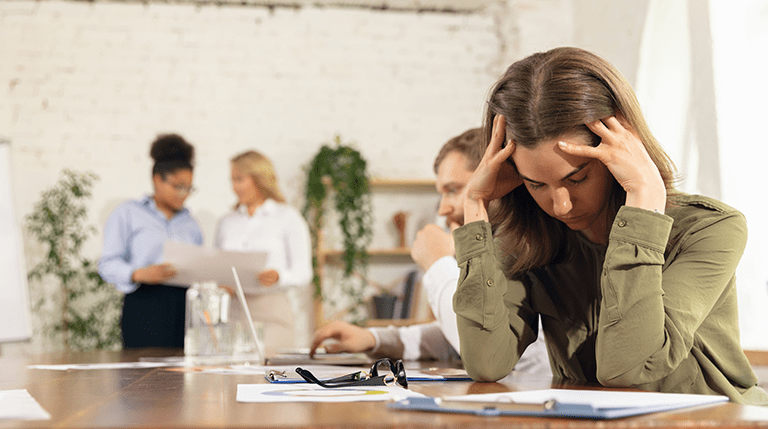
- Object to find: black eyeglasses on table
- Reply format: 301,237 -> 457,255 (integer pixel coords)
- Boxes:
296,358 -> 408,389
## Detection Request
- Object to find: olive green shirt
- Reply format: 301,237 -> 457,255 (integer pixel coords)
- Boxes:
453,194 -> 768,405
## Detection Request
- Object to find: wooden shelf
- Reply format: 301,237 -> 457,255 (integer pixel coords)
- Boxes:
320,177 -> 435,189
312,177 -> 436,331
369,177 -> 436,189
320,247 -> 413,258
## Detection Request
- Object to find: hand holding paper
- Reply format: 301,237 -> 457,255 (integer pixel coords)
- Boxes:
258,269 -> 279,287
131,263 -> 177,284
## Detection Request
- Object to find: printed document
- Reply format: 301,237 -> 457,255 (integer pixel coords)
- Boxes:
162,241 -> 267,292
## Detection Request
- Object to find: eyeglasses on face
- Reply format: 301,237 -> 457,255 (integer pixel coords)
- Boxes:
164,179 -> 196,195
295,358 -> 408,389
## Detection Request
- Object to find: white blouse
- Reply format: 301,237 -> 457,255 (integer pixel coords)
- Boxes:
215,199 -> 312,290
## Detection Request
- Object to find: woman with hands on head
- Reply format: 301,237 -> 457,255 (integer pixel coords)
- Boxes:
455,46 -> 768,404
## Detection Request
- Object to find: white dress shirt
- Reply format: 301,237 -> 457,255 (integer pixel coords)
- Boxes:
369,255 -> 552,378
214,199 -> 312,290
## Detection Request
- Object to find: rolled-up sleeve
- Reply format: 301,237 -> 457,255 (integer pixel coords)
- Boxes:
98,208 -> 139,294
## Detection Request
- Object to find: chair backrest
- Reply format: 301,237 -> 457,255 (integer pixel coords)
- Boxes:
398,270 -> 419,319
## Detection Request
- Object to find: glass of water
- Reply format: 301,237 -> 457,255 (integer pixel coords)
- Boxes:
184,282 -> 232,357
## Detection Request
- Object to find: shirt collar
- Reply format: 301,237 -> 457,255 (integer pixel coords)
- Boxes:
237,199 -> 278,217
141,194 -> 189,218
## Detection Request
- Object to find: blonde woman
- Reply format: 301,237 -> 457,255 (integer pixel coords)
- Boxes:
215,150 -> 312,354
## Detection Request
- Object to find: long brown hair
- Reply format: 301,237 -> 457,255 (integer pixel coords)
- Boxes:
483,47 -> 678,278
231,150 -> 285,205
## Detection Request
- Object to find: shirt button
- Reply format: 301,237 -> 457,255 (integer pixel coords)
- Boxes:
486,279 -> 493,287
617,220 -> 627,227
475,234 -> 483,241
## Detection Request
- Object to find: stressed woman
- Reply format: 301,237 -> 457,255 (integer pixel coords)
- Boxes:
454,47 -> 768,404
99,134 -> 202,348
215,150 -> 312,355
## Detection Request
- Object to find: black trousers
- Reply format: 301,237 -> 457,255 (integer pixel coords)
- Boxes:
121,284 -> 186,349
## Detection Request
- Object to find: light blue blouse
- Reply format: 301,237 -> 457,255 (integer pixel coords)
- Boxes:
98,195 -> 203,294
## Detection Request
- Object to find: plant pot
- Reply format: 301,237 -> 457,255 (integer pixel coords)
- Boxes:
372,294 -> 397,319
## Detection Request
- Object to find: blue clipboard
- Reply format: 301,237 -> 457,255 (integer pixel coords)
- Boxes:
387,390 -> 730,419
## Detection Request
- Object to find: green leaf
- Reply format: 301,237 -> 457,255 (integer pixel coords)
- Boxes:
302,136 -> 373,321
25,169 -> 122,351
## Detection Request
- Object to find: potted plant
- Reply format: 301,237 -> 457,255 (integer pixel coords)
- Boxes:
26,169 -> 122,350
303,135 -> 373,324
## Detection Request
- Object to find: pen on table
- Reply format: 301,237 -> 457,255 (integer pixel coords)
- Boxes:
202,310 -> 221,354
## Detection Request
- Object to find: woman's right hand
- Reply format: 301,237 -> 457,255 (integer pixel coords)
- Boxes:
464,115 -> 523,223
131,263 -> 177,284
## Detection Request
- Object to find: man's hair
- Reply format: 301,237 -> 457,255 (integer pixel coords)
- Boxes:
433,128 -> 484,174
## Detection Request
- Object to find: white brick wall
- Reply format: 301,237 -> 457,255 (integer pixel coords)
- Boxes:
1,1 -> 516,247
8,0 -> 653,353
0,0 -> 518,353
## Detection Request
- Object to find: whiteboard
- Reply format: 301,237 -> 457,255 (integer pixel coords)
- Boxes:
0,138 -> 33,343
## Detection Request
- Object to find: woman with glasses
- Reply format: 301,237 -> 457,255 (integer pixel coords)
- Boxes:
99,134 -> 203,348
215,150 -> 312,355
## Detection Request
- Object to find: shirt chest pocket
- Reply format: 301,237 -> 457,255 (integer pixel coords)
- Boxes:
246,237 -> 285,268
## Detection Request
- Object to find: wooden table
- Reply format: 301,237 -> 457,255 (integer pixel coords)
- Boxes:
2,348 -> 768,428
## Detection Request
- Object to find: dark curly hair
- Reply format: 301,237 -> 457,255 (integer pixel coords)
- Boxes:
150,134 -> 195,178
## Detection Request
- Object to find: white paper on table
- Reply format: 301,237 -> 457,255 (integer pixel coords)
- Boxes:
443,388 -> 728,410
27,362 -> 180,371
237,383 -> 424,403
162,241 -> 268,292
0,389 -> 51,420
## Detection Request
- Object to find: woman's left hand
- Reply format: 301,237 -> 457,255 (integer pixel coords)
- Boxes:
558,116 -> 667,213
258,269 -> 279,287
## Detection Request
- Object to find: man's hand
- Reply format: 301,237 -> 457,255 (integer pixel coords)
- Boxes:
410,223 -> 457,271
309,320 -> 376,357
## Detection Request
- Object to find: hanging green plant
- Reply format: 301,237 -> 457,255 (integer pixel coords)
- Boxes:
302,135 -> 373,305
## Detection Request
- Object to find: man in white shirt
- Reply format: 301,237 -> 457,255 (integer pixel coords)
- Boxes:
310,128 -> 551,377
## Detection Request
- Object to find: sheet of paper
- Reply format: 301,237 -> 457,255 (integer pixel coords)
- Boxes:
265,351 -> 372,366
405,369 -> 471,381
443,388 -> 728,409
0,389 -> 50,420
160,364 -> 360,376
237,383 -> 424,403
162,241 -> 267,292
27,362 -> 180,371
